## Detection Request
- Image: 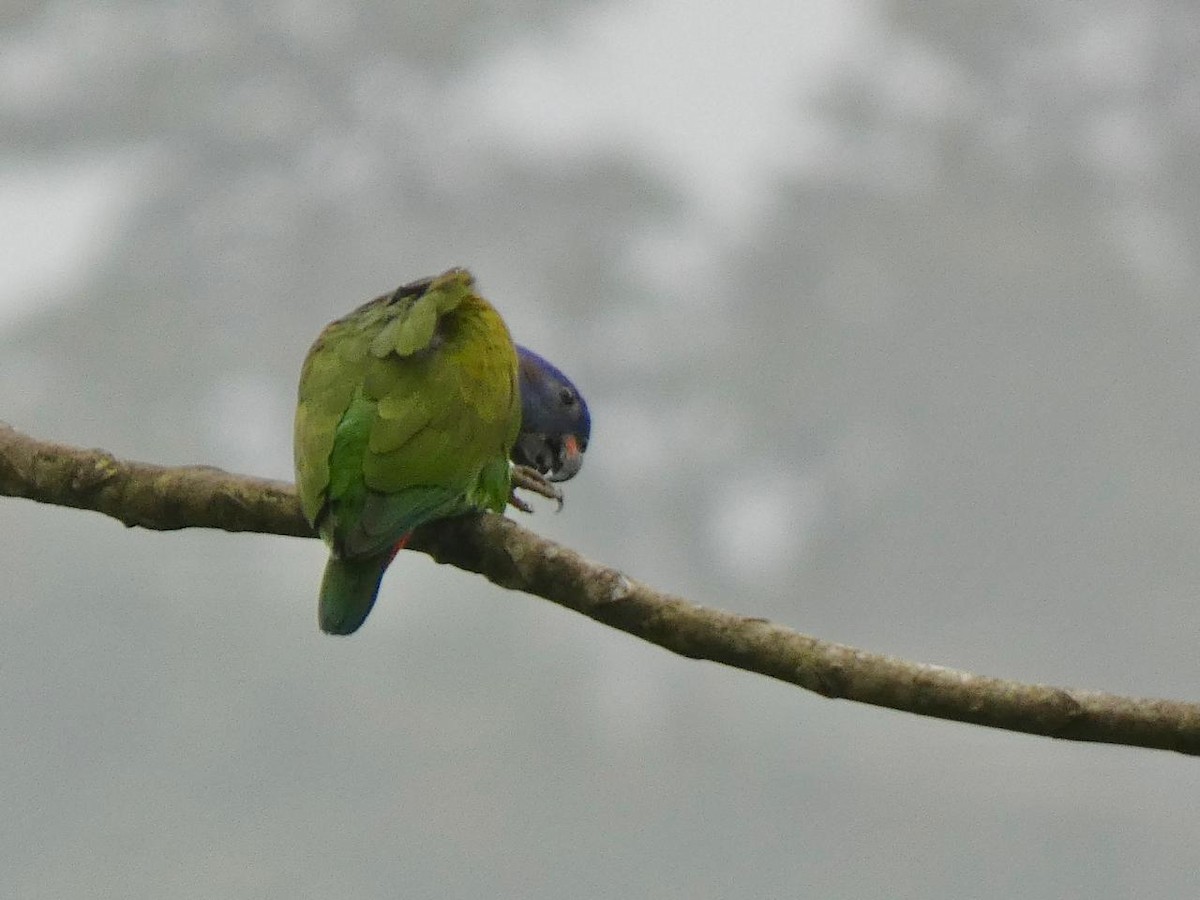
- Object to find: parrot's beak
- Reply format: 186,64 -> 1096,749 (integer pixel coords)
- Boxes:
548,434 -> 585,482
511,432 -> 586,482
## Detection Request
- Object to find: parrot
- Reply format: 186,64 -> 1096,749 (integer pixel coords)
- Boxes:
294,268 -> 524,635
296,267 -> 595,633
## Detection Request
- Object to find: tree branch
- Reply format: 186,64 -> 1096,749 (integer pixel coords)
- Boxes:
2,421 -> 1198,756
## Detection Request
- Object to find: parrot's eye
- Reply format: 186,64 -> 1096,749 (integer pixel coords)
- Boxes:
559,387 -> 576,407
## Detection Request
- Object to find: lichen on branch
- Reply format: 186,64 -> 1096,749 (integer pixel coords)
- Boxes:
2,421 -> 1198,756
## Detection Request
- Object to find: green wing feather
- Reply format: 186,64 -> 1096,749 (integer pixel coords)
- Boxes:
294,268 -> 521,634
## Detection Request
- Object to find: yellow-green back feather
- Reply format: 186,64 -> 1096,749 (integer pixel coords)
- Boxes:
293,268 -> 520,633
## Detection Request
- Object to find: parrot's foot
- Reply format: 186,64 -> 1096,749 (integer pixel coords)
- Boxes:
510,464 -> 564,513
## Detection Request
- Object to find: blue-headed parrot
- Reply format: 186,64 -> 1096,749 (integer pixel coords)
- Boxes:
294,269 -> 591,635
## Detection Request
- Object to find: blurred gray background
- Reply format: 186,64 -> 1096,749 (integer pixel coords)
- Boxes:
2,2 -> 1199,897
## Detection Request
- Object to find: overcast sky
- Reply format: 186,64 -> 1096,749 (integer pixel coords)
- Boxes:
2,3 -> 1199,898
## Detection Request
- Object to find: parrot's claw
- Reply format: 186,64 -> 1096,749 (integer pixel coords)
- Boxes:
510,464 -> 564,512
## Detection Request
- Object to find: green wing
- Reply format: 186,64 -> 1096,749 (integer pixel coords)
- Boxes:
294,268 -> 520,560
294,268 -> 520,634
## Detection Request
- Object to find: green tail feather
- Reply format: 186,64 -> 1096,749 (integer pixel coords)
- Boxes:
318,553 -> 391,635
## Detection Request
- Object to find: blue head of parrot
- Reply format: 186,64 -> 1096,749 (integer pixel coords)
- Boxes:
513,345 -> 591,482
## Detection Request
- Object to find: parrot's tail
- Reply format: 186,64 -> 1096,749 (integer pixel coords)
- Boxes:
318,552 -> 392,635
